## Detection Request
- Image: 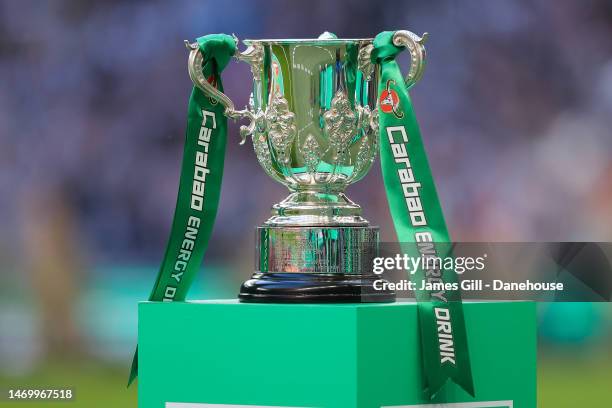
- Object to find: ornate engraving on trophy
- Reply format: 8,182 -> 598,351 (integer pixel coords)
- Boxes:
253,133 -> 275,177
266,92 -> 297,164
235,41 -> 265,78
346,105 -> 378,183
352,135 -> 372,179
358,43 -> 375,81
302,134 -> 321,175
323,90 -> 358,159
369,107 -> 379,135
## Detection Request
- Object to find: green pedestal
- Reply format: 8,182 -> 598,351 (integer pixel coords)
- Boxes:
138,300 -> 535,408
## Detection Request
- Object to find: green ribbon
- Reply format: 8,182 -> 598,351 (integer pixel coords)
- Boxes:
127,34 -> 236,386
372,31 -> 475,398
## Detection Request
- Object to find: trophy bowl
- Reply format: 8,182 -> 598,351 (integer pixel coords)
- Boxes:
187,32 -> 426,302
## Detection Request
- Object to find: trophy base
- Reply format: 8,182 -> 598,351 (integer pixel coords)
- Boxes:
239,273 -> 395,303
239,224 -> 395,303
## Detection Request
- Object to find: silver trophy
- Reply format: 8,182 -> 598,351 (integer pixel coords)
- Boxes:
186,32 -> 426,302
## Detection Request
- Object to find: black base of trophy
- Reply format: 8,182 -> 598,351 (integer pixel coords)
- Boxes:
238,273 -> 396,303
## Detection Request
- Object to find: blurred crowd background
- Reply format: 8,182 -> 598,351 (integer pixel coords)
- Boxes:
0,0 -> 611,406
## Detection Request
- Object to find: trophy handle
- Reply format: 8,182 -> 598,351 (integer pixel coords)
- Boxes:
392,31 -> 428,89
185,36 -> 263,142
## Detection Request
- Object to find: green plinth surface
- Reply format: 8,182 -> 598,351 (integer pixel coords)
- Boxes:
138,300 -> 535,408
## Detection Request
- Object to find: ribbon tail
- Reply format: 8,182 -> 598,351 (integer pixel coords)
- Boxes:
374,30 -> 475,399
127,348 -> 138,387
126,33 -> 236,385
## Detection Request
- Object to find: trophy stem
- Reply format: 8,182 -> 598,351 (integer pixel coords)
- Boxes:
266,190 -> 369,227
